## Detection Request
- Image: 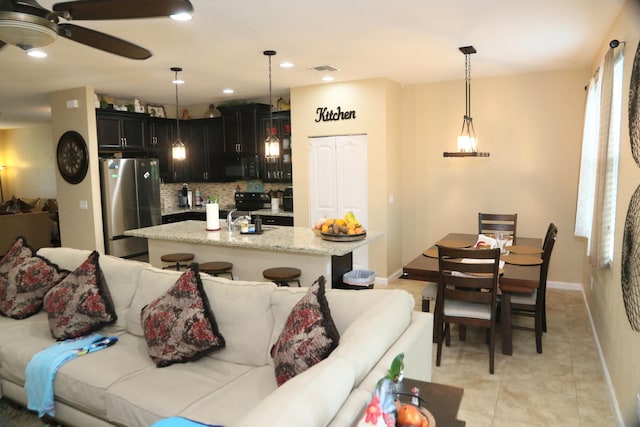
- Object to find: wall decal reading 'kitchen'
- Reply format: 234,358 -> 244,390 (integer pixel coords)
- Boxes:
315,106 -> 356,122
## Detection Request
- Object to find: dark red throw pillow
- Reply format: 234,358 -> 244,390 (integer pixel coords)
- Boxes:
271,276 -> 340,386
141,265 -> 225,367
0,236 -> 68,319
43,251 -> 117,340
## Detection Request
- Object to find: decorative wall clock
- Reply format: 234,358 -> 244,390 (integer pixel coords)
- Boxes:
56,131 -> 89,184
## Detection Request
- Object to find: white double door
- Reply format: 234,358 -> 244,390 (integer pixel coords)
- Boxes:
309,134 -> 369,269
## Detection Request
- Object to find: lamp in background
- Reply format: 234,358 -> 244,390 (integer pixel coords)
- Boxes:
171,67 -> 186,161
444,46 -> 490,158
0,165 -> 4,203
264,50 -> 280,160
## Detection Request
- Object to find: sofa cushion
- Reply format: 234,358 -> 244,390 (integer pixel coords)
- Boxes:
128,267 -> 276,367
0,236 -> 68,319
270,276 -> 339,386
38,247 -> 146,332
43,251 -> 117,340
236,356 -> 356,427
105,357 -> 264,427
141,265 -> 225,367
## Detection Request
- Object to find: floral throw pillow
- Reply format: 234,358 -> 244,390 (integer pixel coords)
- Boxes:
43,251 -> 117,340
0,236 -> 68,319
141,265 -> 225,367
271,276 -> 340,386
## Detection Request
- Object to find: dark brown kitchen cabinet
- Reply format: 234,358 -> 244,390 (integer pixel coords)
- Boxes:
96,110 -> 147,150
147,118 -> 179,182
219,104 -> 269,155
183,118 -> 224,182
261,110 -> 292,182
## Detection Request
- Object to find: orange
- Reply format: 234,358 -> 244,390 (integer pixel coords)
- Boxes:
397,404 -> 425,426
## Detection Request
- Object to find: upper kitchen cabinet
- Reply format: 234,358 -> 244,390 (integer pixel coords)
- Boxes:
219,104 -> 269,155
147,117 -> 177,182
96,109 -> 147,151
261,110 -> 292,182
183,118 -> 224,182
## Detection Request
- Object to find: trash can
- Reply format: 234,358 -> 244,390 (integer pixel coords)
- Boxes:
340,269 -> 376,290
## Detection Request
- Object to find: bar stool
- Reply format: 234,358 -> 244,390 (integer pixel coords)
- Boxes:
263,267 -> 301,287
199,261 -> 234,280
160,253 -> 195,271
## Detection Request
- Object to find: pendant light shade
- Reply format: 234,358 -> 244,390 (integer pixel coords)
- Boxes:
264,50 -> 280,160
444,46 -> 489,158
171,66 -> 186,161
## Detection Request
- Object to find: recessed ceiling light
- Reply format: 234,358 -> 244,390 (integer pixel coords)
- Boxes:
223,88 -> 234,94
27,49 -> 47,58
321,76 -> 335,82
280,61 -> 294,68
172,78 -> 184,84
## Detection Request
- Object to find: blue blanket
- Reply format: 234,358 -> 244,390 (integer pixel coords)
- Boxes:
152,417 -> 223,427
25,333 -> 118,417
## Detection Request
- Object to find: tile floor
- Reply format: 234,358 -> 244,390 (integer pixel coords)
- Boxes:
386,278 -> 618,427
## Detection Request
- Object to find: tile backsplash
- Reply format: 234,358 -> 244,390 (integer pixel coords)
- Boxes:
160,181 -> 290,214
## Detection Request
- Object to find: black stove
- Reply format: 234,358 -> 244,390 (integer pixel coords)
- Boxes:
235,192 -> 270,211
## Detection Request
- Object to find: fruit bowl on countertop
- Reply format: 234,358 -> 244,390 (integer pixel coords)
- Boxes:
320,231 -> 367,242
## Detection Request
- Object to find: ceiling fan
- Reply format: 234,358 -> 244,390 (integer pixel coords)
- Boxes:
0,0 -> 193,59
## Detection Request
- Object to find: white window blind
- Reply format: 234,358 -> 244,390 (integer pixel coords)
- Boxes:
575,47 -> 624,268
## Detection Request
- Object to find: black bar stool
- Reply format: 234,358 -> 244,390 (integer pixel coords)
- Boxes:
199,261 -> 234,279
263,267 -> 301,287
160,253 -> 195,271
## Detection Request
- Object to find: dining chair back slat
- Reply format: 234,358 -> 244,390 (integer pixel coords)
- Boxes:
435,246 -> 501,374
478,213 -> 518,242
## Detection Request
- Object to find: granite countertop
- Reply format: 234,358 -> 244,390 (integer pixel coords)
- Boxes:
162,207 -> 294,218
125,220 -> 382,256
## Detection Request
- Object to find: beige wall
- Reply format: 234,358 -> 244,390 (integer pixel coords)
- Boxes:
583,1 -> 640,425
290,78 -> 402,279
400,69 -> 589,284
0,125 -> 56,200
49,87 -> 105,252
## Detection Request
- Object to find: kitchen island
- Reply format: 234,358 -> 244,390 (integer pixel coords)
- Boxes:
125,220 -> 383,288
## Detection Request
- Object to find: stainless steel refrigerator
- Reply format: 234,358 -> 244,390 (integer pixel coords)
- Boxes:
99,158 -> 161,258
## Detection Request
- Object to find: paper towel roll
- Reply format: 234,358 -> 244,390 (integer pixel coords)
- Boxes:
206,203 -> 220,231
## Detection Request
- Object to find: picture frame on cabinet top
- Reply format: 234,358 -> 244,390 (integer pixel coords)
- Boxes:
147,104 -> 166,118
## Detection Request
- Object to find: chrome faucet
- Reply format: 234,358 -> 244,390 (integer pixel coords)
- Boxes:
226,209 -> 251,232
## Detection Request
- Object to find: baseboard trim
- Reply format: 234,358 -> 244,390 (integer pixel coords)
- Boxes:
580,286 -> 625,426
547,280 -> 582,291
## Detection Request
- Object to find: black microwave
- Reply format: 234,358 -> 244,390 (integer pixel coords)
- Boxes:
224,154 -> 259,179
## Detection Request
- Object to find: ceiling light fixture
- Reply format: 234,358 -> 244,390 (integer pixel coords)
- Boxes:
444,46 -> 490,158
169,0 -> 194,21
26,48 -> 47,58
264,50 -> 280,160
222,88 -> 234,94
280,61 -> 294,68
0,11 -> 57,49
171,67 -> 186,161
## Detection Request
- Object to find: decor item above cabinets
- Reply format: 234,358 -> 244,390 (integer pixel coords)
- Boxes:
96,109 -> 147,150
219,104 -> 269,155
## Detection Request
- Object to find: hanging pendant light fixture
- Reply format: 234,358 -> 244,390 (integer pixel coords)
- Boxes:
264,50 -> 280,160
444,46 -> 489,157
171,66 -> 186,161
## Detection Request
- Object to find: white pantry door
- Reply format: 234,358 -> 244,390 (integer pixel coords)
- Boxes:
309,134 -> 369,269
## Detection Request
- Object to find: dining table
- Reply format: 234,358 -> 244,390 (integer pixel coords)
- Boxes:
402,233 -> 543,355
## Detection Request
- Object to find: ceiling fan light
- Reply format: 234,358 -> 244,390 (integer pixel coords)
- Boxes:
26,48 -> 47,58
170,12 -> 192,21
0,12 -> 57,48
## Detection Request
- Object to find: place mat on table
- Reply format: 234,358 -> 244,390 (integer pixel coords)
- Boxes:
501,254 -> 543,265
507,245 -> 543,255
435,239 -> 471,248
423,248 -> 438,258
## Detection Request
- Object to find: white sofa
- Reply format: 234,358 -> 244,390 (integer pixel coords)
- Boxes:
0,247 -> 433,427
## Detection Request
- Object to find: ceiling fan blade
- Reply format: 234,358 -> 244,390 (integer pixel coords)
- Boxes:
58,23 -> 151,59
52,0 -> 193,20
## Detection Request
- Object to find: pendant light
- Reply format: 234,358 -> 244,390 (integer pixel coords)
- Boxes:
264,50 -> 280,160
171,66 -> 186,161
443,46 -> 489,157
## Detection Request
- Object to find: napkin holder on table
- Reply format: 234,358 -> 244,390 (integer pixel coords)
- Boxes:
206,203 -> 220,231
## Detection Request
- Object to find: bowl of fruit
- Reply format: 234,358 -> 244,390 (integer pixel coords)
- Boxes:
312,211 -> 367,242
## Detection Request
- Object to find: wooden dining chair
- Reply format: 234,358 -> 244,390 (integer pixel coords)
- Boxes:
435,246 -> 501,374
478,213 -> 518,242
506,223 -> 557,353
